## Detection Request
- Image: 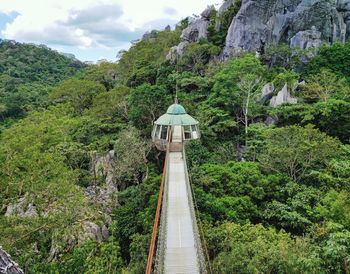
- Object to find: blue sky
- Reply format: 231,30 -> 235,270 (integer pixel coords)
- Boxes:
0,0 -> 219,62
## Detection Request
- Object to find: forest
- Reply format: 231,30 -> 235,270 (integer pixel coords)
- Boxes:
0,9 -> 350,274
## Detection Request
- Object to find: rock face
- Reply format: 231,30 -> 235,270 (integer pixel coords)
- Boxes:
0,248 -> 24,274
79,222 -> 109,243
290,26 -> 322,49
5,194 -> 38,218
223,0 -> 350,58
269,83 -> 298,107
142,30 -> 158,41
167,5 -> 215,61
261,83 -> 275,104
88,151 -> 118,214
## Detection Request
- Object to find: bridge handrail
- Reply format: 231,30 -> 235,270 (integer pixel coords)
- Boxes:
182,144 -> 208,274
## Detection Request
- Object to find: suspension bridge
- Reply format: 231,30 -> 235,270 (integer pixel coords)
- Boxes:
146,103 -> 208,274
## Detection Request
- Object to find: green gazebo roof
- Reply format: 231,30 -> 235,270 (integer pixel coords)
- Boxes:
154,103 -> 199,126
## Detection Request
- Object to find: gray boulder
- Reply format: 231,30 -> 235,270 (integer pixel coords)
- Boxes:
5,194 -> 38,218
261,83 -> 275,104
201,5 -> 216,19
290,26 -> 322,49
91,150 -> 116,186
166,41 -> 189,62
141,30 -> 158,41
223,0 -> 349,58
270,83 -> 298,107
79,222 -> 104,243
168,5 -> 216,58
0,247 -> 24,274
180,18 -> 210,42
88,150 -> 118,214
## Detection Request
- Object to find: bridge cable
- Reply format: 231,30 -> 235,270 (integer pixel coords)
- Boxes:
187,162 -> 214,274
145,129 -> 172,274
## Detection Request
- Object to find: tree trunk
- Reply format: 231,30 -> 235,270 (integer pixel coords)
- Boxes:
244,92 -> 251,147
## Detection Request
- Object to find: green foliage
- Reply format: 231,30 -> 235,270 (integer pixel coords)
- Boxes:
270,100 -> 350,143
203,54 -> 266,140
83,62 -> 118,90
128,83 -> 172,134
192,161 -> 266,223
0,41 -> 85,120
116,29 -> 181,86
112,173 -> 159,262
318,191 -> 350,229
36,239 -> 124,274
50,79 -> 106,114
89,85 -> 130,121
305,42 -> 350,81
261,44 -> 309,70
301,68 -> 350,102
272,70 -> 299,93
179,42 -> 221,74
258,125 -> 341,181
208,223 -> 322,274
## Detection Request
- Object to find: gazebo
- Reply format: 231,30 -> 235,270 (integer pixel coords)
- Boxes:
151,103 -> 200,151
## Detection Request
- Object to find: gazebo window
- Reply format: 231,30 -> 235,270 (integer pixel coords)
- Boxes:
154,125 -> 161,139
160,125 -> 168,140
184,125 -> 191,140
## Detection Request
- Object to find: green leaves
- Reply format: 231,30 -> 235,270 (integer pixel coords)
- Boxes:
258,125 -> 341,181
50,79 -> 106,114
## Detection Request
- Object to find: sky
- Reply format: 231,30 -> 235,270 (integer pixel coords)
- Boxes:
0,0 -> 220,62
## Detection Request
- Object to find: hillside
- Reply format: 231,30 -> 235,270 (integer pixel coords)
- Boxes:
0,40 -> 85,123
0,0 -> 350,273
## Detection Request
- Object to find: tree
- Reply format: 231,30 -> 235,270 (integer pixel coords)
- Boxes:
301,69 -> 350,102
83,62 -> 118,90
208,223 -> 322,274
261,44 -> 308,70
305,42 -> 350,82
317,190 -> 350,229
128,83 -> 171,135
90,85 -> 130,121
258,125 -> 341,181
114,127 -> 151,186
179,42 -> 221,74
50,79 -> 106,114
211,54 -> 266,145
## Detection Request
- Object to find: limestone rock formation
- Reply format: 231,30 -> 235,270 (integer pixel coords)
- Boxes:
223,0 -> 349,58
215,0 -> 237,30
218,0 -> 236,16
5,193 -> 38,218
290,26 -> 322,49
167,5 -> 215,60
261,83 -> 275,104
91,150 -> 116,187
79,222 -> 108,243
270,83 -> 298,107
0,248 -> 24,274
88,150 -> 118,214
142,30 -> 158,41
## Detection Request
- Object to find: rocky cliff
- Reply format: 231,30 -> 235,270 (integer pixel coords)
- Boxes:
0,248 -> 24,274
171,0 -> 350,59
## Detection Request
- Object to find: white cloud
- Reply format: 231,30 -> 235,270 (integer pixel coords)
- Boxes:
0,0 -> 221,60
